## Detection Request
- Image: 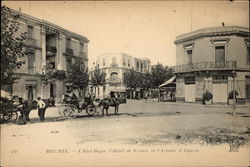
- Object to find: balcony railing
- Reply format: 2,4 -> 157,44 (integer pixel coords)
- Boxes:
46,46 -> 57,56
26,37 -> 37,48
108,78 -> 121,86
64,48 -> 74,56
172,61 -> 237,73
79,51 -> 88,59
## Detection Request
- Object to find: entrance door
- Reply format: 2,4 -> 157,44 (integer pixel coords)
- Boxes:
27,86 -> 34,100
213,83 -> 227,103
185,84 -> 196,102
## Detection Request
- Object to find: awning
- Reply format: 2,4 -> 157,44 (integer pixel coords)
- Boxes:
158,76 -> 176,88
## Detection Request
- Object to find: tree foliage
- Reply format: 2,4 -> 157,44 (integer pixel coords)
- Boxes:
66,61 -> 89,88
39,61 -> 66,86
1,6 -> 27,85
89,67 -> 106,87
123,68 -> 140,89
150,63 -> 173,88
123,63 -> 173,90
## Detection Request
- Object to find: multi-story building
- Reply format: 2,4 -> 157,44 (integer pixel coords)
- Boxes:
7,9 -> 89,102
172,26 -> 250,104
90,53 -> 151,99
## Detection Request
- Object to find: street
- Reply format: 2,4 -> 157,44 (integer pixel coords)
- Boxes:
1,100 -> 250,167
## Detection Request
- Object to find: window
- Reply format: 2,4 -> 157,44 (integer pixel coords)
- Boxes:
50,62 -> 55,69
215,46 -> 225,68
66,38 -> 71,48
247,46 -> 250,65
137,62 -> 140,70
112,57 -> 116,65
184,77 -> 195,84
187,50 -> 192,64
110,72 -> 119,81
123,58 -> 126,66
27,25 -> 34,38
27,53 -> 35,73
128,60 -> 130,67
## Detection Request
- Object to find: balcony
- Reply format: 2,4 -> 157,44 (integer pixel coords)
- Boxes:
79,51 -> 88,59
26,37 -> 37,48
64,48 -> 74,56
46,46 -> 57,57
172,61 -> 237,73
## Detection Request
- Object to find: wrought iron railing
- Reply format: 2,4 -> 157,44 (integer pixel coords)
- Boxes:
64,48 -> 74,56
172,61 -> 237,73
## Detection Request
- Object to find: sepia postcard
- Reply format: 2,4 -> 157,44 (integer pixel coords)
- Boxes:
0,1 -> 249,167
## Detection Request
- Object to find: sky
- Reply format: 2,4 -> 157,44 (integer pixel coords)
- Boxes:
2,1 -> 249,66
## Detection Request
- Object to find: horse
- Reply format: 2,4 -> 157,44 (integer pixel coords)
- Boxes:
99,98 -> 119,116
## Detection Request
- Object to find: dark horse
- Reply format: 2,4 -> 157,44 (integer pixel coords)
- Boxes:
99,98 -> 119,116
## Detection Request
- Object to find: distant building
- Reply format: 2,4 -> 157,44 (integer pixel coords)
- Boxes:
90,53 -> 151,99
172,26 -> 250,104
5,9 -> 89,102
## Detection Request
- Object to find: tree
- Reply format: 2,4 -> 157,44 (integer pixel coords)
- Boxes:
39,61 -> 66,86
66,61 -> 89,89
150,63 -> 173,88
140,72 -> 152,90
89,66 -> 106,87
123,68 -> 140,89
1,6 -> 27,86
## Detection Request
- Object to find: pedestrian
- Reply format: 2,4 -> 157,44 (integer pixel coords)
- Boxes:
35,97 -> 47,122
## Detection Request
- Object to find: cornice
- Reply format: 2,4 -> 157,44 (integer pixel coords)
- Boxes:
174,26 -> 249,45
9,8 -> 89,43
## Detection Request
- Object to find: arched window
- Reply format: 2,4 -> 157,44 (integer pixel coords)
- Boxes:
110,72 -> 119,82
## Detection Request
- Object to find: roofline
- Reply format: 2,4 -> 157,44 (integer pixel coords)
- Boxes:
8,8 -> 89,43
174,26 -> 249,44
96,53 -> 151,62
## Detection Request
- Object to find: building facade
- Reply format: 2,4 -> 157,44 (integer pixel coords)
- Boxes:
173,26 -> 250,104
90,53 -> 151,99
8,9 -> 89,103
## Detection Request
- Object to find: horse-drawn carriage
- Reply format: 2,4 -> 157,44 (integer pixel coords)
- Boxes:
59,94 -> 99,118
0,97 -> 24,123
59,94 -> 120,118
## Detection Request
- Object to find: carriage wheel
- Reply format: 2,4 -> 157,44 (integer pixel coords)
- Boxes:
86,106 -> 97,116
63,104 -> 78,118
58,104 -> 67,116
2,110 -> 12,122
9,111 -> 18,123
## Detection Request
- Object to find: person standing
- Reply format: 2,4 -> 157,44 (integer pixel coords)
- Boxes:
35,97 -> 47,122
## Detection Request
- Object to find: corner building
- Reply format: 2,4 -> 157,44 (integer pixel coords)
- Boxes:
90,53 -> 151,99
9,9 -> 89,102
173,26 -> 250,104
